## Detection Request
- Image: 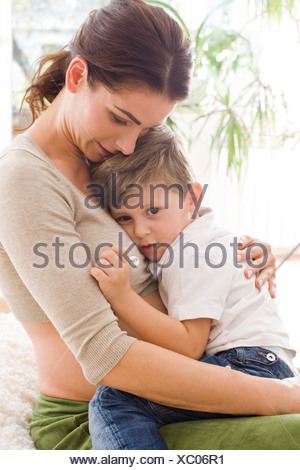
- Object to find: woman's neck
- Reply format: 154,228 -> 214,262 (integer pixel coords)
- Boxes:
27,91 -> 91,195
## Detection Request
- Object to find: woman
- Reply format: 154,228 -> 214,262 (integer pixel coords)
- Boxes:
0,0 -> 298,450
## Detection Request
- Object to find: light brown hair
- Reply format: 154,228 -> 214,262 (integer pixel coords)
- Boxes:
92,125 -> 195,208
22,0 -> 193,124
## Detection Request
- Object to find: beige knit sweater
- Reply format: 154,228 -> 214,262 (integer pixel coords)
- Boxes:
0,134 -> 157,384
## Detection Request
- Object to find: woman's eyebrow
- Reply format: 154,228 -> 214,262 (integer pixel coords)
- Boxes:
114,106 -> 141,125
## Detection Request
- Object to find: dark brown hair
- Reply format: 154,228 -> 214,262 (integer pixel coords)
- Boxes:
22,0 -> 193,124
92,124 -> 195,208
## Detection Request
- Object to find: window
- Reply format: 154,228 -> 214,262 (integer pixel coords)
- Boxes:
12,0 -> 108,133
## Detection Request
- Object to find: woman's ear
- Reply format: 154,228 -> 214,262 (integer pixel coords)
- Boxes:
65,57 -> 88,93
187,182 -> 203,217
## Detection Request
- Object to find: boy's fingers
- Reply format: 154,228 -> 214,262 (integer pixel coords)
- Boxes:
104,245 -> 132,266
99,245 -> 138,268
113,245 -> 136,267
90,267 -> 107,281
95,250 -> 120,268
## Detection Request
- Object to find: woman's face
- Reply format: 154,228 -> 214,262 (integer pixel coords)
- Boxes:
68,81 -> 177,163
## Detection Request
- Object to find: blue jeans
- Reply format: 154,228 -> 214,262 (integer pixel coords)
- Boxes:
89,347 -> 294,450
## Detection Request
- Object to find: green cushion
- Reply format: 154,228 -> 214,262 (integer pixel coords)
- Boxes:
161,414 -> 300,449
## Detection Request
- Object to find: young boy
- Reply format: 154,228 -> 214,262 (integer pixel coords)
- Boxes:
88,125 -> 297,449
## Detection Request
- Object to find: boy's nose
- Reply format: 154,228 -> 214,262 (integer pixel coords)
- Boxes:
134,221 -> 151,239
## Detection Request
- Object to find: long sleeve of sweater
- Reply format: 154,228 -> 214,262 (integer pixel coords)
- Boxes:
0,135 -> 157,384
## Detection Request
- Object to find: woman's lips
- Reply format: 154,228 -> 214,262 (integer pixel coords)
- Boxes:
96,141 -> 114,158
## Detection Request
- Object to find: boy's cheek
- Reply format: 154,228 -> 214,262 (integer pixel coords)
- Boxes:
117,225 -> 138,246
124,227 -> 136,241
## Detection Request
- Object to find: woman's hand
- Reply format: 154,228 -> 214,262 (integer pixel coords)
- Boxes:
237,235 -> 276,298
90,247 -> 132,305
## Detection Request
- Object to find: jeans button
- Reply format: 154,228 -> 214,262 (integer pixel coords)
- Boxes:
266,353 -> 276,362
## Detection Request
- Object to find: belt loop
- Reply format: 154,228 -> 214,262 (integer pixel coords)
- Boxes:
236,347 -> 243,362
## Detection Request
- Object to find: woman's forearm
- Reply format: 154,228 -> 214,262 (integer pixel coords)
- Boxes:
101,340 -> 300,416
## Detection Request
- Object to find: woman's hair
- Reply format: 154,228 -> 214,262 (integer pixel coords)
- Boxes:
22,0 -> 193,123
92,125 -> 195,208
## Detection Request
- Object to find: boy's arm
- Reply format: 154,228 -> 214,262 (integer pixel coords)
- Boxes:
117,318 -> 139,338
117,291 -> 167,338
91,250 -> 211,359
142,290 -> 168,314
115,289 -> 211,359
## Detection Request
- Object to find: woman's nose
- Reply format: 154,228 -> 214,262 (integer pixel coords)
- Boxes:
115,129 -> 139,155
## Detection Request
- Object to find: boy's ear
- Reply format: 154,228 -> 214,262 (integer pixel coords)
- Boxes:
65,57 -> 88,93
187,182 -> 202,211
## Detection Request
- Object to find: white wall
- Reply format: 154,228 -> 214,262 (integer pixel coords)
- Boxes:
0,0 -> 12,149
190,143 -> 300,251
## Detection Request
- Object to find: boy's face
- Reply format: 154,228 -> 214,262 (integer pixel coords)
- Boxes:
111,184 -> 195,261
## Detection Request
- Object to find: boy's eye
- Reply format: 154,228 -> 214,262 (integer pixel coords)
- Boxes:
115,215 -> 132,223
111,113 -> 127,126
147,207 -> 159,215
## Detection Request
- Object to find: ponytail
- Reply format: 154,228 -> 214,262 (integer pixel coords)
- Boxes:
21,49 -> 72,125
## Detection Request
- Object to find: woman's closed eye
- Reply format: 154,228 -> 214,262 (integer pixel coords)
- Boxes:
110,112 -> 127,126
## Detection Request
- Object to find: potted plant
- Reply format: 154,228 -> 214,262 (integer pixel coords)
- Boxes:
147,0 -> 299,178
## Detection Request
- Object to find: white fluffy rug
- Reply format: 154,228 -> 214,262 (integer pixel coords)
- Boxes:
0,312 -> 39,449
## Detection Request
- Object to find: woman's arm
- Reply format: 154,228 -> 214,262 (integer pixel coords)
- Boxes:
238,235 -> 276,297
101,340 -> 300,416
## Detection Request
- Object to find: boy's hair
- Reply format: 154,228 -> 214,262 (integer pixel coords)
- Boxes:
92,125 -> 195,208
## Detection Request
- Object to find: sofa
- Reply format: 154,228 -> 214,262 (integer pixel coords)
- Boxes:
161,413 -> 300,449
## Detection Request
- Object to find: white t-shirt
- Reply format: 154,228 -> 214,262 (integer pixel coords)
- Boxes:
149,208 -> 295,357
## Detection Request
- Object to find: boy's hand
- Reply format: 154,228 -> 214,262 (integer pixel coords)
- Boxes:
90,246 -> 131,304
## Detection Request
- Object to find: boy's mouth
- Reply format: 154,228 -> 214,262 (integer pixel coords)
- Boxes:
140,243 -> 159,254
